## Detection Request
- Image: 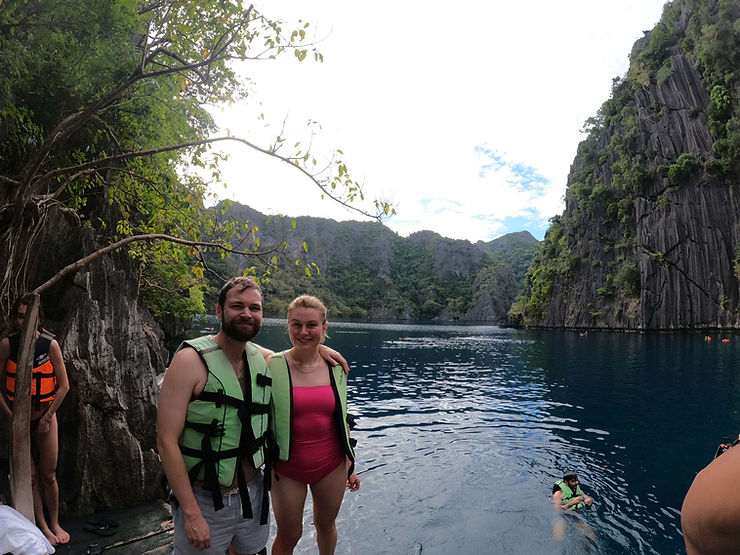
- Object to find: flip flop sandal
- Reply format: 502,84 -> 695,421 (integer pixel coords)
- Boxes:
83,523 -> 116,536
87,514 -> 120,528
85,543 -> 103,555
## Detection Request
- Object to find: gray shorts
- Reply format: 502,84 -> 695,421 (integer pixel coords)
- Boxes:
172,472 -> 269,555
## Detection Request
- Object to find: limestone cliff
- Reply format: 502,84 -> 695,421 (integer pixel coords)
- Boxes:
523,0 -> 740,329
0,211 -> 167,516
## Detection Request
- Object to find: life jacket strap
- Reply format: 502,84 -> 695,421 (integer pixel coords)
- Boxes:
184,418 -> 225,438
256,373 -> 272,387
197,389 -> 243,409
241,433 -> 268,457
180,439 -> 243,512
237,402 -> 269,421
236,464 -> 253,519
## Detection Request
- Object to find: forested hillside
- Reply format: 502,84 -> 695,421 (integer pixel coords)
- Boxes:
520,0 -> 740,329
204,202 -> 538,322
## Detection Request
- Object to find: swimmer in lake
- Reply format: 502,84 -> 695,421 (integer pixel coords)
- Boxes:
552,471 -> 595,545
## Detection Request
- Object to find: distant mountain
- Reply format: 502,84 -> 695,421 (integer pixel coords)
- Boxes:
476,231 -> 538,291
205,202 -> 538,323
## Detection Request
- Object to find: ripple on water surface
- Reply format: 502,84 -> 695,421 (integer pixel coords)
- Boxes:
259,323 -> 700,554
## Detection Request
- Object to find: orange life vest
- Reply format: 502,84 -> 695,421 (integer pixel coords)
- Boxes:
5,329 -> 57,409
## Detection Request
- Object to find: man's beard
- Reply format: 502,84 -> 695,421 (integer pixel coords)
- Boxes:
221,317 -> 261,342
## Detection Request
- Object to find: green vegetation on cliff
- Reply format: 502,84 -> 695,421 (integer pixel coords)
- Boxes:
520,0 -> 740,329
203,203 -> 537,322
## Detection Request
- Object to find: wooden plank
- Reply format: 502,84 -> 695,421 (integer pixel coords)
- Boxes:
61,500 -> 174,554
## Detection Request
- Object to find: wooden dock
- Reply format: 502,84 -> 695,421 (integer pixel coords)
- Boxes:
56,499 -> 173,554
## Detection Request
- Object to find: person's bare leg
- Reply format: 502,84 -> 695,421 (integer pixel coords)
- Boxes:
308,464 -> 346,555
271,473 -> 308,555
31,460 -> 56,546
36,415 -> 69,544
552,518 -> 566,544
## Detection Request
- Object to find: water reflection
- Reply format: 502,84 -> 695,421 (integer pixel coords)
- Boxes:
253,321 -> 740,554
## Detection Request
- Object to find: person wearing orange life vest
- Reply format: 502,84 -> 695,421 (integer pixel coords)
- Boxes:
0,295 -> 70,547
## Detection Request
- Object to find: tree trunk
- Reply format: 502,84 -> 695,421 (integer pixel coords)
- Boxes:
10,293 -> 39,521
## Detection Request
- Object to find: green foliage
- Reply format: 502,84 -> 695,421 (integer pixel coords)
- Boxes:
635,21 -> 679,76
733,244 -> 740,281
668,153 -> 700,185
140,246 -> 205,321
522,217 -> 579,321
656,59 -> 675,86
0,0 -> 387,322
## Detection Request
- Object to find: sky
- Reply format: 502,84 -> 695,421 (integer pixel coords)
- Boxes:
208,0 -> 668,242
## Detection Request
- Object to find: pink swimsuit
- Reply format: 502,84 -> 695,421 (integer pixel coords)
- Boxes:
276,385 -> 345,485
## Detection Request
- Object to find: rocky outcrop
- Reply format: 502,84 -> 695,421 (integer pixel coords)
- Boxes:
464,265 -> 519,321
57,257 -> 166,515
0,210 -> 167,516
526,0 -> 740,329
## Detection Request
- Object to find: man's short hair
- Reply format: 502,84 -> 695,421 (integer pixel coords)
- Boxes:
563,471 -> 578,482
218,277 -> 262,308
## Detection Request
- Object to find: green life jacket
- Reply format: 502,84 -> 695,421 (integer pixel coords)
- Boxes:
269,351 -> 356,476
176,336 -> 272,523
555,479 -> 585,510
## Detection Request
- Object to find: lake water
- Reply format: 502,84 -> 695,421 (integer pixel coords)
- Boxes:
248,319 -> 740,554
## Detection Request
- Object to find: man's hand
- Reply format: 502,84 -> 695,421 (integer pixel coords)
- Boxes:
184,510 -> 211,550
318,345 -> 350,375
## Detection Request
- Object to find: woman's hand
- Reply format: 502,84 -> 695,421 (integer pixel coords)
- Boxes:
37,412 -> 52,433
346,472 -> 360,492
318,345 -> 350,375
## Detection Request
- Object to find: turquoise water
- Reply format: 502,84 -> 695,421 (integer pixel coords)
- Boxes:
255,320 -> 740,554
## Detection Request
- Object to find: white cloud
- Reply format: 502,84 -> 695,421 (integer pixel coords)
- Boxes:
210,0 -> 667,241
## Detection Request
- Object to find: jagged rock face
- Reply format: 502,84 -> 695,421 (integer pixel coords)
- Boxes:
533,0 -> 740,329
57,258 -> 167,515
0,211 -> 167,516
636,181 -> 739,327
464,265 -> 519,321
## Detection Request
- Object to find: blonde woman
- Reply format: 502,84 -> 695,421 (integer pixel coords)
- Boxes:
268,295 -> 359,555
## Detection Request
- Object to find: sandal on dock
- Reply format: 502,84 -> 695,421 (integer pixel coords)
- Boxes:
83,522 -> 116,536
87,513 -> 120,528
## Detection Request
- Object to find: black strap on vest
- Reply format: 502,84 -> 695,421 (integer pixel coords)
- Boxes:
196,389 -> 243,409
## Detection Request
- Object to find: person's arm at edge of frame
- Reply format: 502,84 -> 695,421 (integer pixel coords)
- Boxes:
0,338 -> 12,420
36,339 -> 69,433
156,348 -> 212,550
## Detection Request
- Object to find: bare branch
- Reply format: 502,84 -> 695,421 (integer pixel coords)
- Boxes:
33,233 -> 281,295
35,136 -> 383,220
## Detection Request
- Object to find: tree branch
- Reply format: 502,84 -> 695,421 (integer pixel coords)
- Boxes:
33,233 -> 280,295
35,137 -> 383,220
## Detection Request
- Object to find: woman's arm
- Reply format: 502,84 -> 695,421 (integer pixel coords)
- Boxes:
37,339 -> 69,432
